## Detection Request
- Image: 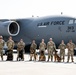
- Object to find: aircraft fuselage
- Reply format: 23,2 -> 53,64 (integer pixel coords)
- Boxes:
0,16 -> 76,48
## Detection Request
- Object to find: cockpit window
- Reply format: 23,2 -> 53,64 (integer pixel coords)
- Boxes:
74,20 -> 76,23
69,20 -> 73,24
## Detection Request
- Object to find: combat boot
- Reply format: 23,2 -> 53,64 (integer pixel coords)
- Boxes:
29,57 -> 32,61
1,57 -> 3,61
47,58 -> 49,62
63,58 -> 64,62
51,56 -> 53,62
17,57 -> 18,61
67,60 -> 69,63
63,56 -> 64,62
71,58 -> 74,62
29,59 -> 32,61
67,56 -> 70,62
47,56 -> 50,62
72,60 -> 74,62
72,59 -> 74,62
34,54 -> 36,61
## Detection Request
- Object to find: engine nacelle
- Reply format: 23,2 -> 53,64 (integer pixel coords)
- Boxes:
0,21 -> 20,36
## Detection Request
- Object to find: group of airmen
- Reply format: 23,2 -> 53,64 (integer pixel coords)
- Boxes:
29,38 -> 75,62
0,35 -> 75,62
0,36 -> 25,61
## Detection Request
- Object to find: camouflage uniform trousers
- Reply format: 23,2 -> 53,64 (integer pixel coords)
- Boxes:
17,50 -> 24,61
30,53 -> 36,61
0,49 -> 3,60
48,49 -> 54,61
7,50 -> 13,61
67,50 -> 74,62
60,50 -> 65,62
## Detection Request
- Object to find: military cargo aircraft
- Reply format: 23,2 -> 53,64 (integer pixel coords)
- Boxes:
0,15 -> 76,52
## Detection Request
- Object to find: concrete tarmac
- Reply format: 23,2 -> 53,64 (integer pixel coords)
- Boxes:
0,54 -> 76,75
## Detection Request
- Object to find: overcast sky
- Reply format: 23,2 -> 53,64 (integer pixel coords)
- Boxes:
0,0 -> 76,19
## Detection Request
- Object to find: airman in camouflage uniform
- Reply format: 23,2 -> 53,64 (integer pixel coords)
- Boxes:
67,40 -> 75,62
6,36 -> 14,61
58,40 -> 66,62
39,39 -> 46,53
17,39 -> 25,61
0,36 -> 5,60
47,38 -> 56,61
29,40 -> 37,61
39,39 -> 46,61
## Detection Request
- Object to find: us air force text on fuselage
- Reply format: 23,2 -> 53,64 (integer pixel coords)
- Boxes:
37,21 -> 75,32
37,21 -> 65,26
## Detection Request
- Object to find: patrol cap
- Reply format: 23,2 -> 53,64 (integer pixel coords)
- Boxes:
33,40 -> 35,41
0,36 -> 3,39
61,40 -> 64,42
20,39 -> 23,41
42,39 -> 44,41
50,38 -> 52,41
9,36 -> 12,39
69,40 -> 72,42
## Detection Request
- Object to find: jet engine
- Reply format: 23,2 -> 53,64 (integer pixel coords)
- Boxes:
0,21 -> 20,36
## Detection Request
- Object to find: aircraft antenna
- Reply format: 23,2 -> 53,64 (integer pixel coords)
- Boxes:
61,12 -> 63,15
32,15 -> 34,17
